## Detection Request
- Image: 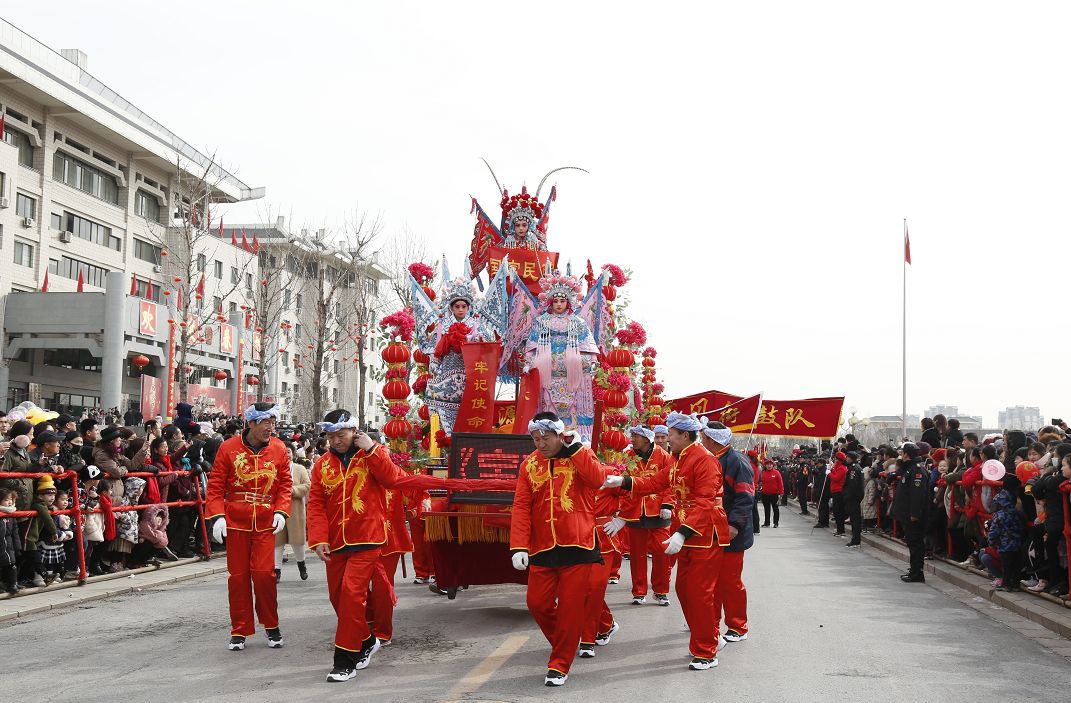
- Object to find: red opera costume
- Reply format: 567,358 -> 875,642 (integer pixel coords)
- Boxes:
205,435 -> 293,638
581,486 -> 623,648
624,441 -> 729,660
510,443 -> 608,678
619,444 -> 676,598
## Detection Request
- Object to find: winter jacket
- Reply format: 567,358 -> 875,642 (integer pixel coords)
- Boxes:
138,504 -> 169,548
861,478 -> 878,520
718,448 -> 756,552
829,462 -> 847,493
760,468 -> 784,496
986,491 -> 1024,553
892,459 -> 930,523
0,512 -> 22,566
24,499 -> 58,550
0,447 -> 34,511
174,403 -> 198,438
92,445 -> 130,480
842,464 -> 864,504
1033,473 -> 1067,533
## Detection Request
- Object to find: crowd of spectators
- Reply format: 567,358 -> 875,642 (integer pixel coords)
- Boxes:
0,402 -> 328,597
777,415 -> 1071,598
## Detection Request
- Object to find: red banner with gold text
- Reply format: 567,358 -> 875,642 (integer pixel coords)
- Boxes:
666,390 -> 844,439
487,247 -> 559,296
454,342 -> 502,433
512,368 -> 541,434
699,393 -> 763,432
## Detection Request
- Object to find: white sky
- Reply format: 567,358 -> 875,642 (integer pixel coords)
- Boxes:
6,1 -> 1069,427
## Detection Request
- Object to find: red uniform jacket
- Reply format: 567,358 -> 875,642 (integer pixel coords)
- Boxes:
760,467 -> 784,495
205,434 -> 293,532
618,445 -> 675,521
593,487 -> 625,555
626,441 -> 729,549
381,488 -> 423,556
509,445 -> 608,557
307,444 -> 443,552
829,462 -> 847,493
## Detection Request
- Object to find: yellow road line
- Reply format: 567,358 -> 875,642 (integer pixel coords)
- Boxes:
442,634 -> 529,702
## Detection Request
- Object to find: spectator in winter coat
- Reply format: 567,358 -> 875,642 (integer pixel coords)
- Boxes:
829,452 -> 849,535
861,467 -> 879,530
0,488 -> 23,594
987,477 -> 1025,593
759,460 -> 783,528
841,453 -> 865,546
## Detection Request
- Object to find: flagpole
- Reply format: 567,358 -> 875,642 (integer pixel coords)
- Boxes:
901,218 -> 907,442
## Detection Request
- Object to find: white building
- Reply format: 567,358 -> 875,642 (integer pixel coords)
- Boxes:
998,406 -> 1045,432
0,20 -> 263,418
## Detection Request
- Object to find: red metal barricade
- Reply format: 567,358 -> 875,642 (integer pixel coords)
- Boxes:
0,467 -> 212,593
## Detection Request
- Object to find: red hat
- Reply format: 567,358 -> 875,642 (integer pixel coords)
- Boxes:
835,451 -> 847,462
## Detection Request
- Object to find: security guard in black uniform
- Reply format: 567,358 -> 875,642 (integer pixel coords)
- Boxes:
796,460 -> 812,515
893,443 -> 930,582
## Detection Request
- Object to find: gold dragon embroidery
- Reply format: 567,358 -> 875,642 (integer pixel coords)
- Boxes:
526,457 -> 575,513
232,452 -> 276,494
319,456 -> 370,514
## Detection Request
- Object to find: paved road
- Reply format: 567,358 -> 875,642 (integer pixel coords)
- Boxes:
4,512 -> 1070,702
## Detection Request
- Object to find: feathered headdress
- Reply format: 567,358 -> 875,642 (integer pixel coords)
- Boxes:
537,273 -> 582,311
500,185 -> 544,228
441,277 -> 475,307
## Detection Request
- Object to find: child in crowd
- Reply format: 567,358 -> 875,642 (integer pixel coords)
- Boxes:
25,476 -> 59,587
986,475 -> 1025,593
0,488 -> 22,594
107,477 -> 146,572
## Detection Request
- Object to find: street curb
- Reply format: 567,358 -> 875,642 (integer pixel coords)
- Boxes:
0,560 -> 229,623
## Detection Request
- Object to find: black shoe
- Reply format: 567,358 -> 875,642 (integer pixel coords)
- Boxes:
544,669 -> 568,686
995,585 -> 1020,593
577,644 -> 595,658
328,647 -> 358,682
773,524 -> 778,528
761,523 -> 770,528
814,523 -> 829,529
900,573 -> 925,583
227,636 -> 246,651
354,635 -> 380,670
1045,582 -> 1068,596
266,627 -> 284,648
297,561 -> 308,580
274,568 -> 281,583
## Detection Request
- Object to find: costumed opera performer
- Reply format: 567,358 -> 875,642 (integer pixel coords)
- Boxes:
603,412 -> 730,670
205,402 -> 293,651
510,412 -> 611,687
603,425 -> 676,606
425,279 -> 484,436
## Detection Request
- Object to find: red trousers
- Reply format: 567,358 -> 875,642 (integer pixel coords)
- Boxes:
527,563 -> 594,675
675,546 -> 724,659
410,519 -> 434,579
712,550 -> 747,635
366,552 -> 400,641
581,553 -> 616,644
225,529 -> 279,637
627,525 -> 672,596
609,551 -> 623,580
326,547 -> 381,651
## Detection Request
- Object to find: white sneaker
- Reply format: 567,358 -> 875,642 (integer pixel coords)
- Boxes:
723,630 -> 749,642
652,593 -> 671,606
717,635 -> 727,652
607,577 -> 620,584
595,621 -> 620,646
544,670 -> 568,686
577,644 -> 595,658
631,595 -> 646,605
689,657 -> 718,670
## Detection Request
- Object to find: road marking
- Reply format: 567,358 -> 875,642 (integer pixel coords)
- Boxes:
442,634 -> 529,702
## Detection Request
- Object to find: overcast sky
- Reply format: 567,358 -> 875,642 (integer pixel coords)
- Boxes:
7,1 -> 1068,428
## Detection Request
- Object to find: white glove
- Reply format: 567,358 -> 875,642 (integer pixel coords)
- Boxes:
212,517 -> 227,542
603,517 -> 626,537
272,513 -> 286,535
511,551 -> 529,570
663,532 -> 686,555
421,498 -> 432,512
602,475 -> 624,489
522,364 -> 531,374
659,508 -> 672,520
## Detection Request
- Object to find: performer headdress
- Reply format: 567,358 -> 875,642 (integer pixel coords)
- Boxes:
537,272 -> 582,311
702,422 -> 733,446
629,425 -> 655,442
654,425 -> 669,436
442,277 -> 475,308
665,411 -> 704,433
500,185 -> 544,228
244,403 -> 281,423
528,417 -> 566,436
318,410 -> 359,434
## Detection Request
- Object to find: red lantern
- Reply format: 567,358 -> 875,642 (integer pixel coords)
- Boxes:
173,277 -> 182,284
182,364 -> 194,376
213,369 -> 228,381
382,380 -> 412,402
217,314 -> 227,322
159,250 -> 168,257
131,354 -> 150,368
418,405 -> 430,422
642,357 -> 656,368
648,396 -> 664,407
601,429 -> 630,451
422,285 -> 437,301
381,342 -> 411,365
604,285 -> 617,302
246,375 -> 260,386
383,418 -> 412,440
606,348 -> 635,368
605,389 -> 629,409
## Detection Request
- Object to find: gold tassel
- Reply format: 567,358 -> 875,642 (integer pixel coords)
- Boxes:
424,516 -> 453,542
456,505 -> 510,544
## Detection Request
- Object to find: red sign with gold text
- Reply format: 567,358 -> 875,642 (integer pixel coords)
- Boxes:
667,390 -> 844,439
486,246 -> 559,296
138,300 -> 158,336
512,369 -> 541,434
454,342 -> 501,433
699,393 -> 763,432
140,374 -> 162,419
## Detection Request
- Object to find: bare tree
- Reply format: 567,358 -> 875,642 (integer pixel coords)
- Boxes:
146,153 -> 257,404
380,224 -> 430,309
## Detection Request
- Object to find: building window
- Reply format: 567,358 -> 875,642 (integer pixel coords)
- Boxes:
52,152 -> 119,205
281,381 -> 289,394
133,238 -> 162,264
59,212 -> 121,251
229,301 -> 237,313
283,289 -> 291,308
295,323 -> 302,340
135,279 -> 162,302
13,240 -> 34,267
282,351 -> 290,367
15,193 -> 36,219
214,260 -> 223,278
333,359 -> 340,375
53,392 -> 102,413
212,295 -> 223,312
295,293 -> 302,311
134,190 -> 161,222
332,388 -> 338,403
197,253 -> 207,272
48,255 -> 109,287
45,350 -> 103,373
246,272 -> 253,291
230,266 -> 239,284
3,127 -> 35,168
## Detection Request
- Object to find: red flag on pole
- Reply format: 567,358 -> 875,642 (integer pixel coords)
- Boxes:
77,270 -> 85,293
0,112 -> 5,140
146,280 -> 154,299
251,232 -> 260,254
904,224 -> 912,265
219,218 -> 224,238
196,273 -> 206,298
241,229 -> 251,253
131,275 -> 138,297
231,230 -> 238,247
41,271 -> 49,292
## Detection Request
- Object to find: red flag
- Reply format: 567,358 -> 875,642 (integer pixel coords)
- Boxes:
231,230 -> 238,247
177,287 -> 183,311
41,271 -> 49,292
77,270 -> 84,293
251,232 -> 260,254
146,280 -> 154,299
131,275 -> 138,297
241,229 -> 251,253
904,224 -> 911,265
196,273 -> 205,298
0,112 -> 5,140
219,218 -> 224,238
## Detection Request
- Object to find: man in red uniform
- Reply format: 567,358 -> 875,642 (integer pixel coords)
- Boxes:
604,412 -> 729,670
366,485 -> 430,645
206,402 -> 293,651
605,426 -> 676,605
578,467 -> 624,659
510,412 -> 609,687
307,409 -> 464,683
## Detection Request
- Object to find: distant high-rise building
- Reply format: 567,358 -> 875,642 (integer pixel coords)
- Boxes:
997,406 -> 1044,432
924,405 -> 959,419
